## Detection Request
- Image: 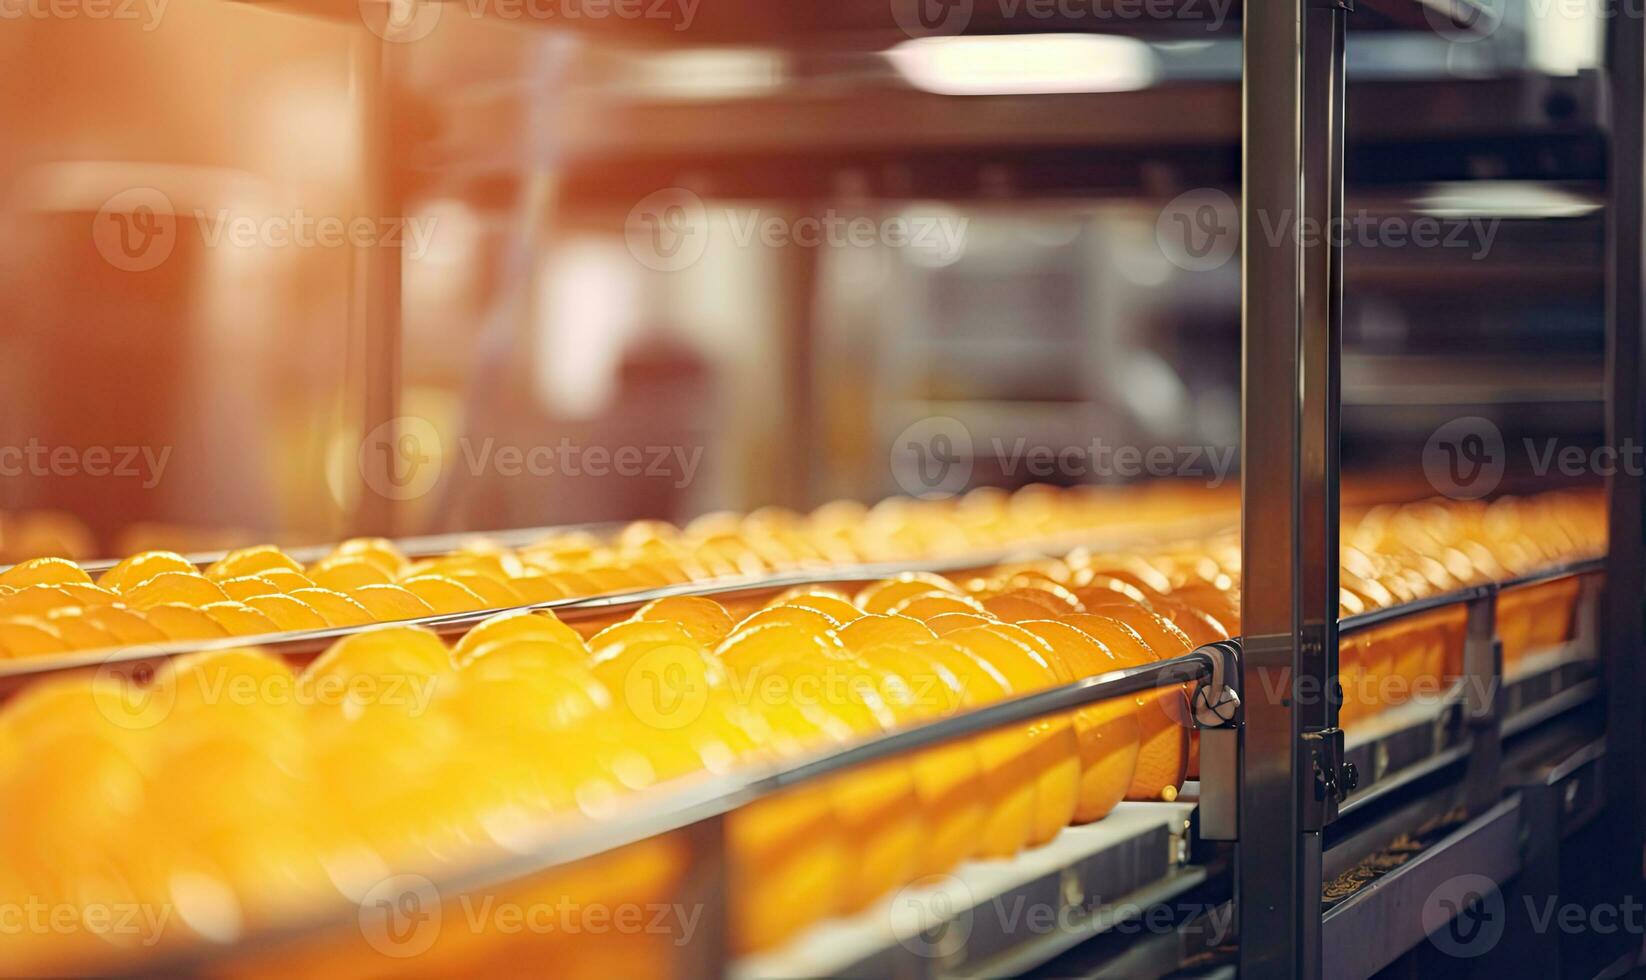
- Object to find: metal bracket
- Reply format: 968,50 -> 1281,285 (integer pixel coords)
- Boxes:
1191,639 -> 1243,728
1194,640 -> 1242,842
1305,727 -> 1357,828
1308,0 -> 1353,11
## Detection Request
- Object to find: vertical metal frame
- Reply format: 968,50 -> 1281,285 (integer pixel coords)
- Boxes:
356,33 -> 405,538
1459,593 -> 1503,812
1240,0 -> 1348,974
1603,0 -> 1646,923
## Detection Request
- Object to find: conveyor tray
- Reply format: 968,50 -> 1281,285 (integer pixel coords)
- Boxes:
735,801 -> 1198,980
1502,643 -> 1601,737
1341,641 -> 1598,816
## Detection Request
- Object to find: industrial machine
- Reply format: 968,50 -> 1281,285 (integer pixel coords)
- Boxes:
0,0 -> 1642,976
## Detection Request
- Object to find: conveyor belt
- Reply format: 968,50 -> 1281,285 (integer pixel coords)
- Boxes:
734,802 -> 1199,980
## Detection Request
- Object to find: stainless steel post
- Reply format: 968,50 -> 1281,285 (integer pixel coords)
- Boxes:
1240,0 -> 1348,973
354,32 -> 404,538
1604,0 -> 1646,931
1460,591 -> 1503,812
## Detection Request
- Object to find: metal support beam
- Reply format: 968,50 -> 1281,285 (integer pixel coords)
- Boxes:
1300,0 -> 1348,821
1603,0 -> 1646,943
354,33 -> 405,538
1460,593 -> 1503,813
1239,0 -> 1346,974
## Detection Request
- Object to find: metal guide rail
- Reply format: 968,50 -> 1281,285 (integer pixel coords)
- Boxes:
114,643 -> 1240,978
1336,557 -> 1604,636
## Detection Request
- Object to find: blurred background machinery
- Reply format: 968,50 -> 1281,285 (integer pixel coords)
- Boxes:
0,0 -> 1612,558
